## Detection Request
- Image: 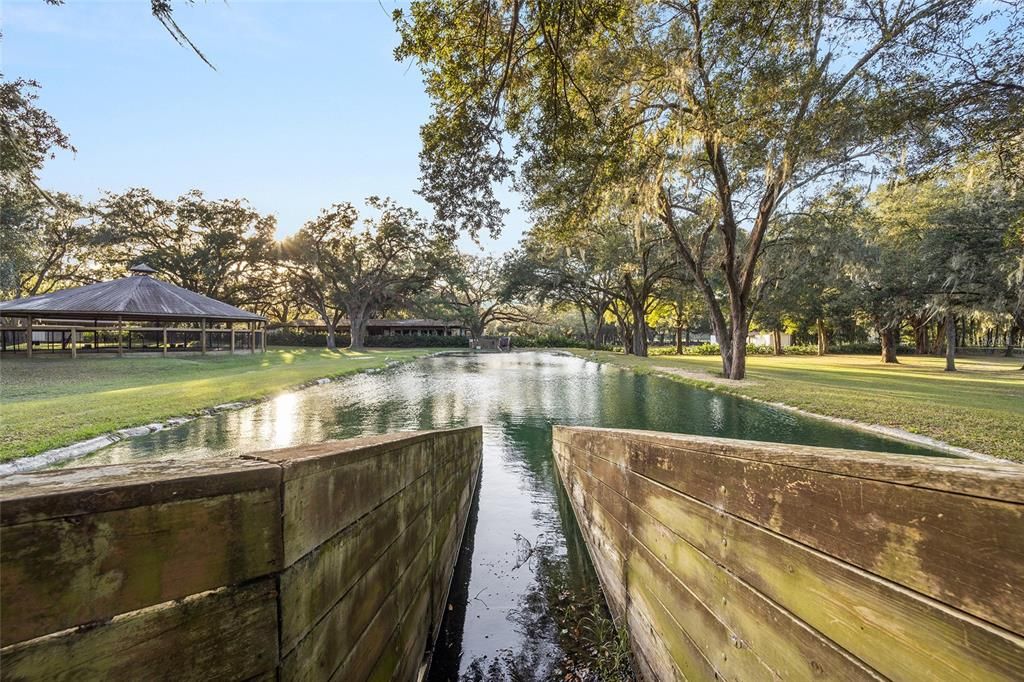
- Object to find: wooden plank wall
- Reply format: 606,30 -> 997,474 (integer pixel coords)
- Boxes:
552,426 -> 1024,681
0,426 -> 482,681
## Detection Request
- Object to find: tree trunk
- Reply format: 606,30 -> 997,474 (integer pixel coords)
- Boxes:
577,305 -> 590,348
631,301 -> 648,357
349,311 -> 368,350
945,310 -> 957,372
706,312 -> 733,377
1006,325 -> 1019,358
591,316 -> 604,350
816,318 -> 828,356
880,327 -> 899,364
633,325 -> 648,357
619,319 -> 633,355
931,320 -> 946,355
914,320 -> 928,354
317,308 -> 338,350
675,325 -> 683,354
772,329 -> 782,356
727,306 -> 747,380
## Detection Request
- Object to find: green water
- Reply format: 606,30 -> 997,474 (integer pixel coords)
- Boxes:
80,351 -> 946,680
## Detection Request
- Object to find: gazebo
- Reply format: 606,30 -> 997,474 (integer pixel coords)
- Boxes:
0,264 -> 267,358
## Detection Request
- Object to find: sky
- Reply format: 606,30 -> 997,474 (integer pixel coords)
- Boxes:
1,0 -> 527,253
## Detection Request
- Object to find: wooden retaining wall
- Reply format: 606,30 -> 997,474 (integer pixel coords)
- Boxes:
552,426 -> 1024,681
0,426 -> 482,681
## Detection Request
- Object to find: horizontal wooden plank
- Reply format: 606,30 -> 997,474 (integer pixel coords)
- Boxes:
279,440 -> 432,565
570,456 -> 880,681
556,426 -> 1024,502
0,458 -> 281,525
624,587 -> 694,682
562,468 -> 630,621
629,472 -> 1024,680
429,469 -> 479,624
1,486 -> 281,647
281,513 -> 431,681
621,436 -> 1024,634
329,548 -> 433,682
279,471 -> 432,654
555,428 -> 1024,682
248,426 -> 480,481
368,578 -> 432,682
0,579 -> 278,681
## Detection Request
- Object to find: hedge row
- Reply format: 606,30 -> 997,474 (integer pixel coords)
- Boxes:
267,330 -> 467,348
509,334 -> 613,350
670,342 -> 919,356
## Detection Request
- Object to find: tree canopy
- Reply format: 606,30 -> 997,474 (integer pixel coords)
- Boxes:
395,0 -> 1020,377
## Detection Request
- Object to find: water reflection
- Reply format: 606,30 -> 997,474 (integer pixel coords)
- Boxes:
78,351 -> 946,679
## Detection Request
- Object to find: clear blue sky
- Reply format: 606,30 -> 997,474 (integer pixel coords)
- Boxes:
2,0 -> 526,253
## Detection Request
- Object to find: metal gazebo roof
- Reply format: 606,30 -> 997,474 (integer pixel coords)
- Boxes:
0,273 -> 265,322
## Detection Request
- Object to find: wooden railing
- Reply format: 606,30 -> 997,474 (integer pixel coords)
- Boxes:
553,426 -> 1024,681
0,324 -> 266,356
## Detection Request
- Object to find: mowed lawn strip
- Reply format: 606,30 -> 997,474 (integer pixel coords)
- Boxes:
568,350 -> 1024,462
0,347 -> 436,462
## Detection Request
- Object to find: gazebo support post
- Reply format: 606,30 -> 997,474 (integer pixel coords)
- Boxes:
117,316 -> 124,357
250,321 -> 255,354
261,322 -> 266,353
26,317 -> 33,358
201,318 -> 207,355
230,323 -> 235,354
162,327 -> 168,356
70,327 -> 77,359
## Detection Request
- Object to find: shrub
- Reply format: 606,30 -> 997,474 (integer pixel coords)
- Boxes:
768,342 -> 921,355
366,335 -> 466,348
783,344 -> 820,355
267,329 -> 339,347
684,343 -> 721,356
267,329 -> 467,348
510,334 -> 611,349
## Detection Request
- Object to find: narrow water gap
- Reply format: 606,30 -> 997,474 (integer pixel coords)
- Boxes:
77,351 -> 947,680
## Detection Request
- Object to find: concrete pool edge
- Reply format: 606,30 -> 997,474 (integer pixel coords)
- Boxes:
570,350 -> 1000,462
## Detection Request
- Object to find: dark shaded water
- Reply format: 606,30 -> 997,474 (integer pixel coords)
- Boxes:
80,351 -> 946,680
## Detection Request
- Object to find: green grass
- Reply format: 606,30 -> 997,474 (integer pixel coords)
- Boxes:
0,347 -> 437,463
567,350 -> 1024,462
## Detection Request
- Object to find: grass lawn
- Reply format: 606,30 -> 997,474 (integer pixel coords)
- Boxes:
0,347 -> 437,463
567,350 -> 1024,462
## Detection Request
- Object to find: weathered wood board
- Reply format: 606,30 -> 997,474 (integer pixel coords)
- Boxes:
0,580 -> 279,681
0,459 -> 282,647
1,426 -> 483,682
553,425 -> 1024,682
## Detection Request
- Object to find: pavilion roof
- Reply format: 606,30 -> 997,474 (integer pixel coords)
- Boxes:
0,275 -> 264,322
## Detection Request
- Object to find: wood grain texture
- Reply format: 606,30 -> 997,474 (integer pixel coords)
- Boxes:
565,454 -> 880,681
0,580 -> 279,681
279,472 -> 432,654
552,425 -> 1024,682
1,485 -> 281,647
0,458 -> 281,525
0,426 -> 483,680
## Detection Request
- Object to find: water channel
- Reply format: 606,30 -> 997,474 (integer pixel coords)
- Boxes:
79,351 -> 947,680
